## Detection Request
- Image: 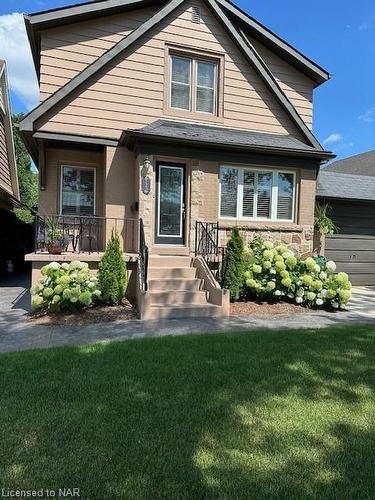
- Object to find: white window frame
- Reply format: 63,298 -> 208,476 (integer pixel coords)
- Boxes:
219,165 -> 296,222
60,165 -> 96,216
0,78 -> 5,116
169,54 -> 218,115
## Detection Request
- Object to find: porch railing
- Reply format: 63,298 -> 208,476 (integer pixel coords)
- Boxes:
195,221 -> 226,285
34,214 -> 139,254
139,218 -> 149,292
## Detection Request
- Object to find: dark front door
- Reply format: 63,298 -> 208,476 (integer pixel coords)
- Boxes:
155,162 -> 186,245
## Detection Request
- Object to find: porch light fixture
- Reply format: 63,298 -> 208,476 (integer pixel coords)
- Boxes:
142,156 -> 152,177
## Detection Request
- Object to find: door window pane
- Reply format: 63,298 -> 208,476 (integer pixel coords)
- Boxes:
62,167 -> 95,216
158,167 -> 183,236
171,56 -> 191,110
220,168 -> 238,218
277,172 -> 294,220
256,172 -> 272,219
196,60 -> 216,113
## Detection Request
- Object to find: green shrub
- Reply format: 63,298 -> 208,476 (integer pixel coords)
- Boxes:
98,230 -> 128,305
30,261 -> 101,312
221,227 -> 245,301
242,238 -> 352,310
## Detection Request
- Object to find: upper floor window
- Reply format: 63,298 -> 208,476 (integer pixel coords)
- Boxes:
220,166 -> 296,222
61,166 -> 95,216
170,54 -> 218,115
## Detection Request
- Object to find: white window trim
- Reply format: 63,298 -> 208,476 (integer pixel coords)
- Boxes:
219,165 -> 296,223
0,78 -> 5,116
60,165 -> 96,216
169,54 -> 218,116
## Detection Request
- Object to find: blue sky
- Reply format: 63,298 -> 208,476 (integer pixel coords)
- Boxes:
0,0 -> 374,161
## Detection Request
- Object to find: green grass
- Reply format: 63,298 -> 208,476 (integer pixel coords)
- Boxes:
1,327 -> 374,499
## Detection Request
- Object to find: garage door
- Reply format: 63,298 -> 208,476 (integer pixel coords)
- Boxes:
325,200 -> 375,285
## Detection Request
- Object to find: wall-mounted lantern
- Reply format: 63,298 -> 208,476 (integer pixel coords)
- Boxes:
141,155 -> 152,195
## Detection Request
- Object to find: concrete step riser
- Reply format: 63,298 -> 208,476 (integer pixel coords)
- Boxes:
148,279 -> 203,292
148,256 -> 193,268
149,291 -> 207,306
148,268 -> 197,280
143,305 -> 222,321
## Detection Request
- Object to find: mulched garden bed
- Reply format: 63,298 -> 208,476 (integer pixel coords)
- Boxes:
28,299 -> 138,326
230,300 -> 318,316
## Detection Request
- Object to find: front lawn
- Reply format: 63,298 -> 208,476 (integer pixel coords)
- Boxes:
1,327 -> 374,499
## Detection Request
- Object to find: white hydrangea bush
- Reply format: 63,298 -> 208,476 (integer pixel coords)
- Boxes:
242,237 -> 352,310
30,261 -> 102,312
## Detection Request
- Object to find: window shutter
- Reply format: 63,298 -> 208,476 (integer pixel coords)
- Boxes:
220,168 -> 238,217
277,173 -> 294,220
256,172 -> 272,219
242,171 -> 255,217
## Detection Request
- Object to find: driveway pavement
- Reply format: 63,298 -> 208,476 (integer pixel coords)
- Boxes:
1,274 -> 375,353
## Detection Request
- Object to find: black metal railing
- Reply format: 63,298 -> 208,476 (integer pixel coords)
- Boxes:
195,221 -> 226,285
34,214 -> 139,254
139,218 -> 149,292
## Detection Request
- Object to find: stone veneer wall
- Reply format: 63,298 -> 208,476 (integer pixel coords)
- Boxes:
218,225 -> 314,258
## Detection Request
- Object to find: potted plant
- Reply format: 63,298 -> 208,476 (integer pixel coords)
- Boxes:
45,216 -> 64,255
314,204 -> 337,255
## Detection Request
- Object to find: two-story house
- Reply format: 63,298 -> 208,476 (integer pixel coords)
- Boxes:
21,0 -> 333,319
0,60 -> 19,210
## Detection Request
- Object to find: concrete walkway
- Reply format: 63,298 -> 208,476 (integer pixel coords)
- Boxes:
0,274 -> 375,353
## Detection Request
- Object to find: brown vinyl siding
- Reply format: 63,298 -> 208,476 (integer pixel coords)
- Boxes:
250,38 -> 314,129
0,113 -> 13,193
37,0 -> 308,140
39,6 -> 158,101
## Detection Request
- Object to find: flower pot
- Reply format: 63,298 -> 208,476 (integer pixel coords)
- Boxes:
47,242 -> 63,255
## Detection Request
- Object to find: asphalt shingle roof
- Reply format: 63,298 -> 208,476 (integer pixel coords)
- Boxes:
317,170 -> 375,201
128,120 -> 319,153
326,150 -> 375,177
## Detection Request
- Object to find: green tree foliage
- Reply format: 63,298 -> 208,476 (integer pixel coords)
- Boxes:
221,227 -> 244,301
12,113 -> 38,223
98,231 -> 128,305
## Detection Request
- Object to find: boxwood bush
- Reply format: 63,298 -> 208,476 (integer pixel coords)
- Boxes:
98,230 -> 128,305
31,261 -> 101,312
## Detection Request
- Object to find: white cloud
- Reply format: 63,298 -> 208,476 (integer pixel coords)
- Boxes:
359,107 -> 375,123
323,133 -> 343,145
0,12 -> 39,110
359,21 -> 369,31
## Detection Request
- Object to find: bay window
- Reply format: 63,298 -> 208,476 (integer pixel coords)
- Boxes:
61,166 -> 95,216
170,54 -> 218,115
220,166 -> 295,221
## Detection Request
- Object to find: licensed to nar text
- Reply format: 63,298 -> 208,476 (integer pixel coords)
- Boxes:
1,489 -> 80,498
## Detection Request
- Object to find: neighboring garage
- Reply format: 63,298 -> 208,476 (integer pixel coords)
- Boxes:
317,169 -> 375,285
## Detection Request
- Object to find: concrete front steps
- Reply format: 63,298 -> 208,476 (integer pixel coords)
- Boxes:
142,255 -> 223,320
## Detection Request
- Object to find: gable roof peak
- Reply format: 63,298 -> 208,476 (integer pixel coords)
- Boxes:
22,0 -> 328,154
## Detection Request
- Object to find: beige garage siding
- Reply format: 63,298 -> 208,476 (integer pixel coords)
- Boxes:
0,114 -> 12,193
37,0 -> 308,140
